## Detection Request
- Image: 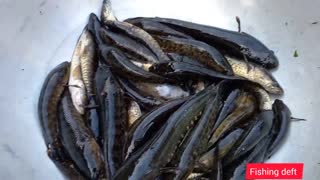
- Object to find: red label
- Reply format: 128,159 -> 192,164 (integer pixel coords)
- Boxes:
245,163 -> 304,179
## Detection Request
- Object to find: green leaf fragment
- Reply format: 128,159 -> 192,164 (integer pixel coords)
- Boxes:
294,50 -> 299,57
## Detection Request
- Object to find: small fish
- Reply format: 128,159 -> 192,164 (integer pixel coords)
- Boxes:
266,99 -> 291,158
106,20 -> 170,62
100,0 -> 117,24
117,77 -> 164,110
226,56 -> 283,94
100,27 -> 160,63
172,92 -> 223,180
99,46 -> 168,83
101,73 -> 127,177
154,35 -> 233,75
127,100 -> 142,127
124,98 -> 186,160
59,91 -> 105,179
93,65 -> 111,142
223,135 -> 272,180
113,127 -> 164,180
149,61 -> 241,81
195,128 -> 244,171
69,29 -> 89,114
126,17 -> 279,69
212,89 -> 241,133
134,20 -> 193,38
127,85 -> 215,180
231,110 -> 274,160
208,91 -> 256,147
38,62 -> 69,160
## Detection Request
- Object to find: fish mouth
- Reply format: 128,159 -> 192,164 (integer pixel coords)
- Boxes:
269,82 -> 284,95
264,51 -> 279,68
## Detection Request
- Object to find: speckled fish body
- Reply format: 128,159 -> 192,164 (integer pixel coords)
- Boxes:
226,56 -> 283,94
224,135 -> 272,180
231,110 -> 274,160
212,89 -> 241,133
100,46 -> 168,83
38,62 -> 70,160
124,98 -> 186,160
69,29 -> 89,114
244,84 -> 272,110
106,20 -> 170,62
172,92 -> 223,180
79,28 -> 97,97
126,17 -> 279,69
117,77 -> 163,110
127,85 -> 215,180
195,128 -> 244,171
59,91 -> 105,179
149,61 -> 240,81
266,100 -> 291,158
100,27 -> 159,63
154,35 -> 233,75
102,73 -> 127,177
208,91 -> 256,146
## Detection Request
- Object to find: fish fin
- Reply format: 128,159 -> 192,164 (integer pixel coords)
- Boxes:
236,16 -> 241,33
84,105 -> 99,109
290,117 -> 307,122
242,53 -> 252,73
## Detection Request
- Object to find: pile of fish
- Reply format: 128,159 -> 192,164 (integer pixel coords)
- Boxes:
38,1 -> 293,180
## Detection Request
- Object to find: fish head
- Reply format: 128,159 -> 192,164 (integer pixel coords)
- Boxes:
265,80 -> 284,95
